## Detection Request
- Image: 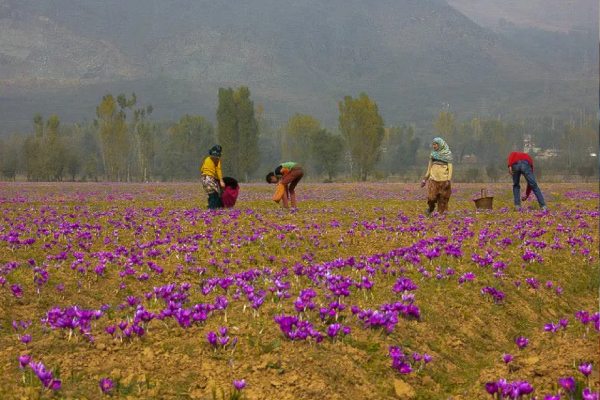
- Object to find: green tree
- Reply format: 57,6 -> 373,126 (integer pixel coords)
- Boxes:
0,136 -> 19,181
45,114 -> 65,181
433,110 -> 456,140
310,129 -> 344,181
96,94 -> 129,181
217,87 -> 260,181
478,119 -> 511,165
23,114 -> 46,181
162,115 -> 214,180
79,122 -> 102,181
33,113 -> 44,138
434,111 -> 474,164
384,125 -> 420,173
338,93 -> 384,181
256,105 -> 281,174
283,114 -> 321,166
131,105 -> 155,181
560,116 -> 598,172
234,87 -> 260,182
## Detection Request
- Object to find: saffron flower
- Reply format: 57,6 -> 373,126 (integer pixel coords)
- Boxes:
582,388 -> 599,400
484,379 -> 534,398
99,377 -> 114,394
18,354 -> 31,368
20,334 -> 32,344
502,353 -> 513,364
558,376 -> 575,392
578,362 -> 593,377
29,360 -> 61,391
485,381 -> 498,394
233,379 -> 246,390
11,284 -> 23,298
515,336 -> 529,350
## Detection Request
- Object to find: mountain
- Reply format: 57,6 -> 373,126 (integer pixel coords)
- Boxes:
0,14 -> 142,85
0,0 -> 596,134
446,0 -> 598,33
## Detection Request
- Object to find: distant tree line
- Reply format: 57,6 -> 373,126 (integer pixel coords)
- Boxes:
0,88 -> 597,182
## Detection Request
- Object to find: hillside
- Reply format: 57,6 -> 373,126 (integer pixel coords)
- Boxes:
0,0 -> 596,133
447,0 -> 598,32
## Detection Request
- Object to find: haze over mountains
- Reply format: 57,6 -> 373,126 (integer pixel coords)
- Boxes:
447,0 -> 597,32
0,0 -> 597,134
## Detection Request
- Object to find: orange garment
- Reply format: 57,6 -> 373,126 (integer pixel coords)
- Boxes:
272,183 -> 286,202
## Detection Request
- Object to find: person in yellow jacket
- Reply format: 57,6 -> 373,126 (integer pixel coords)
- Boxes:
200,145 -> 225,209
421,137 -> 453,214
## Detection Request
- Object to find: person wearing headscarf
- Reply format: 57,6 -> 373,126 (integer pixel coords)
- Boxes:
266,162 -> 304,208
200,145 -> 225,209
421,137 -> 453,214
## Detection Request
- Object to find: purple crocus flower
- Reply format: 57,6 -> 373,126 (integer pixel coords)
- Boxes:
458,272 -> 475,284
48,380 -> 62,391
99,377 -> 114,394
485,382 -> 498,394
582,388 -> 599,400
558,319 -> 568,328
518,381 -> 534,395
327,323 -> 341,338
543,395 -> 560,400
576,310 -> 591,325
558,376 -> 575,392
11,284 -> 23,298
578,362 -> 593,377
422,354 -> 432,364
397,363 -> 412,374
555,286 -> 563,295
515,336 -> 529,350
206,331 -> 218,346
20,334 -> 32,344
233,379 -> 246,390
29,361 -> 60,390
18,354 -> 31,368
502,354 -> 513,364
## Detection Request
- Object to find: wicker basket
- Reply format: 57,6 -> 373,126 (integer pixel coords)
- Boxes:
474,189 -> 494,210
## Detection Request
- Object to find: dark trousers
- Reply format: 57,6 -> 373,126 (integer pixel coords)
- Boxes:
512,160 -> 545,207
208,192 -> 223,209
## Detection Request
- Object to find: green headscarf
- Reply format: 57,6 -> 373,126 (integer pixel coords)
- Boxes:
430,137 -> 453,163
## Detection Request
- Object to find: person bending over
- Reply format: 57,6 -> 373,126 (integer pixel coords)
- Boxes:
266,162 -> 304,209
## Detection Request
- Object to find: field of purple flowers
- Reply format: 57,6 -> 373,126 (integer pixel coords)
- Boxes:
0,182 -> 598,399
